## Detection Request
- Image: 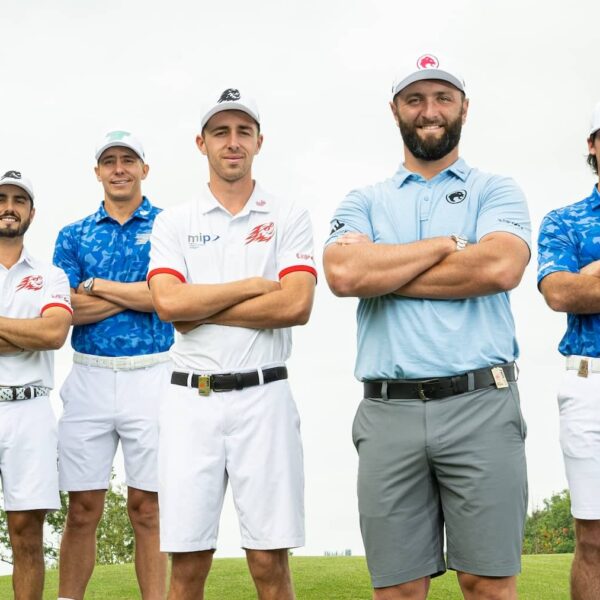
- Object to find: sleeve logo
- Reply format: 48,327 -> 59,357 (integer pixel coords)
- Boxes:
245,222 -> 275,244
16,274 -> 44,291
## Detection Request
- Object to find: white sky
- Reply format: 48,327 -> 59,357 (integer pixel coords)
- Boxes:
1,0 -> 599,562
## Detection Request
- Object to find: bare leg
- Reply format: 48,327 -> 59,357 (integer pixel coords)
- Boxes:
246,549 -> 295,600
127,487 -> 167,600
7,509 -> 46,600
58,490 -> 105,600
372,576 -> 430,600
457,572 -> 517,600
168,550 -> 214,600
572,519 -> 600,600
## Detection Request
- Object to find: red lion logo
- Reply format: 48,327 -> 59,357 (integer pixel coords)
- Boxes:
245,222 -> 275,244
417,54 -> 439,70
16,275 -> 44,291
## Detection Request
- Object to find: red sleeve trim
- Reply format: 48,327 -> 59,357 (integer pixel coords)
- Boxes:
279,265 -> 318,281
147,268 -> 186,283
41,303 -> 73,315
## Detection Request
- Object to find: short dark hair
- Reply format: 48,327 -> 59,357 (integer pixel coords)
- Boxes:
588,131 -> 599,175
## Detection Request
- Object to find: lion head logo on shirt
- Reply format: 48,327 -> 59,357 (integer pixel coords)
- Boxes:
16,275 -> 44,291
245,222 -> 275,244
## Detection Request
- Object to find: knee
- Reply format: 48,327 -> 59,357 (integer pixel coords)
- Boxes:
127,494 -> 159,531
66,497 -> 103,531
576,528 -> 600,562
8,512 -> 45,555
458,573 -> 514,600
247,550 -> 289,584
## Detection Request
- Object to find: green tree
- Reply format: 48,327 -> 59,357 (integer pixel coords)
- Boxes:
0,477 -> 134,565
523,489 -> 575,554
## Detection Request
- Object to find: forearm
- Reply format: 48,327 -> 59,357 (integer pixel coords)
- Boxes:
324,236 -> 455,297
0,336 -> 23,354
541,271 -> 600,314
151,277 -> 279,322
89,279 -> 154,313
71,293 -> 125,325
0,315 -> 69,350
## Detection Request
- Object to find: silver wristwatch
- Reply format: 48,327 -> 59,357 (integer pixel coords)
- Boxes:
82,277 -> 95,294
450,234 -> 468,251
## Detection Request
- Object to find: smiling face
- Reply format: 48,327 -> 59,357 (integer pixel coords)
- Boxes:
391,79 -> 468,164
94,146 -> 149,204
0,184 -> 35,239
196,110 -> 263,185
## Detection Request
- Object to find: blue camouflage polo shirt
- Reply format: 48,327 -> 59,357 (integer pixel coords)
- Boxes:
54,196 -> 174,357
538,185 -> 600,357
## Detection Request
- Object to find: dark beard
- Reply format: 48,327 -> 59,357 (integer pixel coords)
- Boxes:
399,113 -> 463,161
0,217 -> 32,238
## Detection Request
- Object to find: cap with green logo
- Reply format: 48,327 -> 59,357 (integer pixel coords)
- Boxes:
95,130 -> 145,161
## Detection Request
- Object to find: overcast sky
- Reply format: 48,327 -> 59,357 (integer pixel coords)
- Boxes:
1,0 -> 599,562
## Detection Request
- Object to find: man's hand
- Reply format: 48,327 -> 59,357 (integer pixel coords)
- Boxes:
335,232 -> 372,245
581,260 -> 600,278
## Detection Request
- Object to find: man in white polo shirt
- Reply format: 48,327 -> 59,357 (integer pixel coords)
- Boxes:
148,88 -> 317,599
0,170 -> 72,599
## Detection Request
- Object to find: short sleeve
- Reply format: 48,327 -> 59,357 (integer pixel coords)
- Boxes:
41,266 -> 73,315
537,211 -> 579,285
277,205 -> 317,280
148,210 -> 188,283
53,226 -> 82,289
476,176 -> 531,247
325,190 -> 375,246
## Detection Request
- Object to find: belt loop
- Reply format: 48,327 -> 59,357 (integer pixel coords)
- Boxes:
257,367 -> 264,386
381,381 -> 389,402
467,372 -> 475,392
514,362 -> 519,381
186,372 -> 193,387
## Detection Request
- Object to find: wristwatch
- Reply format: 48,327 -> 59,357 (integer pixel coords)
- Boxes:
450,234 -> 468,251
82,277 -> 95,295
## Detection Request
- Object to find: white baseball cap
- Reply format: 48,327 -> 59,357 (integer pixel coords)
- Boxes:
95,130 -> 145,161
200,88 -> 260,130
0,170 -> 34,201
590,102 -> 600,137
392,53 -> 465,99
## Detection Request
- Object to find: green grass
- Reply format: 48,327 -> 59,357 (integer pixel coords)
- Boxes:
0,554 -> 573,599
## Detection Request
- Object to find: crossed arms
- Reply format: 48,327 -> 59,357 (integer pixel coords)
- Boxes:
540,261 -> 600,314
0,307 -> 72,355
149,271 -> 316,333
323,231 -> 530,299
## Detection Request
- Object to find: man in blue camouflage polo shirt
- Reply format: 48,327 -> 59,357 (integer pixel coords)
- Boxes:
53,131 -> 174,600
324,54 -> 531,599
538,102 -> 600,600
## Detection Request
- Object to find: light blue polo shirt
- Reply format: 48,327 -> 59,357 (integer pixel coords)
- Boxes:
326,158 -> 531,380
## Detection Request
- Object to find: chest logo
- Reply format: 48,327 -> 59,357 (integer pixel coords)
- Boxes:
245,222 -> 275,244
446,190 -> 467,204
135,232 -> 151,245
16,274 -> 43,292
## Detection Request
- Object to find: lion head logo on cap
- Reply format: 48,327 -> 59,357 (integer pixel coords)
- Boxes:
1,170 -> 22,180
417,54 -> 439,70
218,89 -> 241,103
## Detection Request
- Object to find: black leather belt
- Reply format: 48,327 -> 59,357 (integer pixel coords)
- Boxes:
363,363 -> 516,401
0,385 -> 51,402
171,366 -> 288,396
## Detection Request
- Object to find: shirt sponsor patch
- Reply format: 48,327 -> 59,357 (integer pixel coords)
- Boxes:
135,232 -> 151,245
187,234 -> 221,249
245,222 -> 275,244
16,274 -> 43,291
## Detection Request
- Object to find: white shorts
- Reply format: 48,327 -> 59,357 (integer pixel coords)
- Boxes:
58,360 -> 171,492
558,368 -> 600,519
159,377 -> 305,552
0,396 -> 60,511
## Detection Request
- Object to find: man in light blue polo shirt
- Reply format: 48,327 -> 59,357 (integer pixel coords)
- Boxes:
324,53 -> 531,599
53,131 -> 174,600
538,102 -> 600,600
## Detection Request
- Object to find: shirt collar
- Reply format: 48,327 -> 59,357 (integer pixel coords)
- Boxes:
197,182 -> 271,216
393,157 -> 470,187
18,246 -> 35,267
95,196 -> 153,223
589,184 -> 600,209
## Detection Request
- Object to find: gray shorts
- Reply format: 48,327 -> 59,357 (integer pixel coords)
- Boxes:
352,382 -> 527,588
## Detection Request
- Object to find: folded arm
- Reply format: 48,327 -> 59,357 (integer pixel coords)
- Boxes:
395,232 -> 530,299
0,306 -> 72,351
540,261 -> 600,314
323,233 -> 456,298
0,337 -> 24,355
149,273 -> 280,323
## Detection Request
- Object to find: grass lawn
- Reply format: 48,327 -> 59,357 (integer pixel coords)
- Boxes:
0,554 -> 573,599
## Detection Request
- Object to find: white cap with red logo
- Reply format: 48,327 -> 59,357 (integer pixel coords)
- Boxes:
590,102 -> 600,137
392,53 -> 465,99
0,170 -> 34,201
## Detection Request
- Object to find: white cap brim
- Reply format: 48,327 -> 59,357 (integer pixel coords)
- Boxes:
0,174 -> 34,201
95,141 -> 145,162
392,69 -> 465,98
201,101 -> 260,130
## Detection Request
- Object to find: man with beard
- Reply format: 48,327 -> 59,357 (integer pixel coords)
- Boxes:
323,54 -> 531,599
0,171 -> 72,599
538,102 -> 600,600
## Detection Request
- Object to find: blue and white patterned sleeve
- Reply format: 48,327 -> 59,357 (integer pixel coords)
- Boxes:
53,225 -> 82,290
537,211 -> 580,285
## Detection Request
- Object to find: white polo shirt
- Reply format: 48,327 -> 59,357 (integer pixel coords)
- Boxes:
148,183 -> 316,372
0,248 -> 72,387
